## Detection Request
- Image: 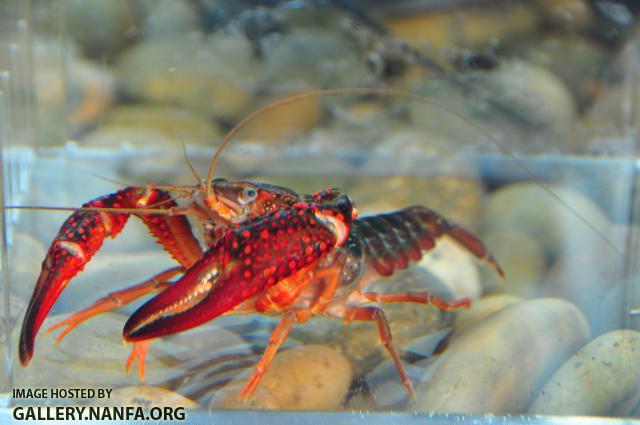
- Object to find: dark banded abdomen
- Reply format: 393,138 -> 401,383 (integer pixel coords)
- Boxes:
347,206 -> 503,278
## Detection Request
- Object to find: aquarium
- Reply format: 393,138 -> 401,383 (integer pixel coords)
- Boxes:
1,0 -> 640,423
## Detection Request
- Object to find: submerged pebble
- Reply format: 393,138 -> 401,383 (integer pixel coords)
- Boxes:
133,0 -> 199,38
91,104 -> 221,145
49,0 -> 133,58
481,182 -> 610,260
385,4 -> 539,48
452,294 -> 523,336
349,174 -> 483,230
414,298 -> 590,413
513,34 -> 608,110
116,33 -> 254,120
238,92 -> 321,142
83,111 -> 221,152
543,223 -> 634,334
580,74 -> 640,152
535,0 -> 593,30
482,60 -> 577,139
408,79 -> 492,151
528,329 -> 640,416
408,58 -> 576,151
260,29 -> 371,88
210,345 -> 352,410
418,238 -> 482,300
480,230 -> 547,296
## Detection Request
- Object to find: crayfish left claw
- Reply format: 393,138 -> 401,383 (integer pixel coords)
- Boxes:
19,187 -> 203,367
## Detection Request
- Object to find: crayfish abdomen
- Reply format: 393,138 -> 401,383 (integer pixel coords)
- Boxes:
347,206 -> 503,280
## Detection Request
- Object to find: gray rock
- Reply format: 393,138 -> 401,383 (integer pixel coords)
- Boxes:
409,59 -> 576,151
210,345 -> 352,410
482,59 -> 577,140
535,0 -> 594,30
260,29 -> 372,89
408,79 -> 498,151
116,33 -> 255,120
513,34 -> 608,110
480,230 -> 547,297
87,104 -> 221,147
34,0 -> 134,58
481,182 -> 611,260
417,238 -> 482,300
528,329 -> 640,416
543,224 -> 636,334
413,298 -> 590,413
451,294 -> 523,338
132,0 -> 199,38
348,174 -> 483,230
384,4 -> 539,49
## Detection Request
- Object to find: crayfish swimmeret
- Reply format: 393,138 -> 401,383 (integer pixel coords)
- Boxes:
17,88 -> 504,399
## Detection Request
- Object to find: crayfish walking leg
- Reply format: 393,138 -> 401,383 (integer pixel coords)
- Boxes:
361,292 -> 471,311
341,306 -> 414,396
239,312 -> 297,400
46,266 -> 184,344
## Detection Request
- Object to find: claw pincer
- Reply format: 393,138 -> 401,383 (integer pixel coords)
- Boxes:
123,192 -> 354,341
19,187 -> 200,365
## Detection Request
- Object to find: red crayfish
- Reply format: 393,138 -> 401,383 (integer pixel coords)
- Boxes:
16,88 -> 504,399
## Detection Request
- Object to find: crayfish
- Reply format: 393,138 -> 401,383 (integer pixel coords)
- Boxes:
15,88 -> 504,400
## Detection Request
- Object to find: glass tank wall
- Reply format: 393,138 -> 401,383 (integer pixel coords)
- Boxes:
1,0 -> 640,421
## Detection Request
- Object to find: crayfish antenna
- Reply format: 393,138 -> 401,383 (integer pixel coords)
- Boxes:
92,174 -> 137,188
178,137 -> 206,193
203,87 -> 623,258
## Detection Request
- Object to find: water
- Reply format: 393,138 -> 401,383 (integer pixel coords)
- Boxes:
3,0 -> 640,419
2,145 -> 640,415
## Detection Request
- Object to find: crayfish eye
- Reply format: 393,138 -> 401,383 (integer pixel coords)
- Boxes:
239,187 -> 258,205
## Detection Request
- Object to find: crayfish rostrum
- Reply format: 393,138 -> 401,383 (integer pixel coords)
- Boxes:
15,88 -> 504,399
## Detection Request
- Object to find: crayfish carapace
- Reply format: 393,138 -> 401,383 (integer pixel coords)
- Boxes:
15,88 -> 504,399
